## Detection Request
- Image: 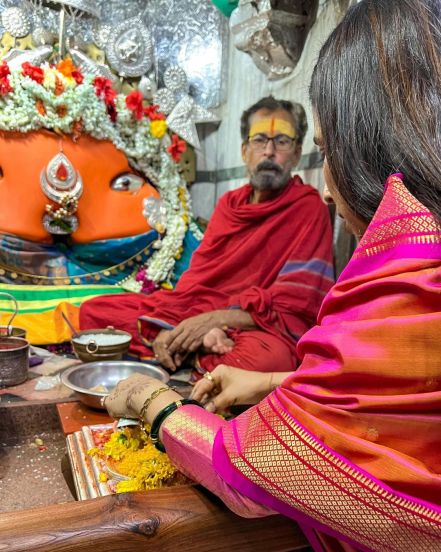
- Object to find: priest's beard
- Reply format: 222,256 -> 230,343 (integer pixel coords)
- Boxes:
249,160 -> 292,191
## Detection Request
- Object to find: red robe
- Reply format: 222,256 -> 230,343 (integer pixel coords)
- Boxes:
80,177 -> 334,372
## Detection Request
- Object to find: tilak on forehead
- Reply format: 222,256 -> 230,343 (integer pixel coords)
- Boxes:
249,117 -> 296,139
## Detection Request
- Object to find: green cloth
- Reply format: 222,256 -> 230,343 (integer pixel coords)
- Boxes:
211,0 -> 239,17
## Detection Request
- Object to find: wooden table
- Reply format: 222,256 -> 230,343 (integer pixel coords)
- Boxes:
0,486 -> 310,551
56,401 -> 113,435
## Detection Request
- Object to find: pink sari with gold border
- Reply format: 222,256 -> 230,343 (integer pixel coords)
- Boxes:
163,175 -> 441,551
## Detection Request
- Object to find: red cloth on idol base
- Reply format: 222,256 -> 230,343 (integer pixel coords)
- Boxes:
80,177 -> 333,372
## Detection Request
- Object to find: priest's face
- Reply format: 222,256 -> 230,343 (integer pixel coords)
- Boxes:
242,108 -> 301,193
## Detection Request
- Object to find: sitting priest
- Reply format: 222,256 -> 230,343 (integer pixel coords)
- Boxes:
80,96 -> 334,375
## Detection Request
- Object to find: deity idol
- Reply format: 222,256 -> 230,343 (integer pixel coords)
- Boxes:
0,58 -> 198,344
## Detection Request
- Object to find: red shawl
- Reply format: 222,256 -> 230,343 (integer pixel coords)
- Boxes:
80,177 -> 333,358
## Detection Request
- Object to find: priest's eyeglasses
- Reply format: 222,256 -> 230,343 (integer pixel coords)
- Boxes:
248,134 -> 295,152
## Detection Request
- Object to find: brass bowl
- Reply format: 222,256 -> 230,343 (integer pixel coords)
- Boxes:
71,328 -> 132,363
61,360 -> 170,409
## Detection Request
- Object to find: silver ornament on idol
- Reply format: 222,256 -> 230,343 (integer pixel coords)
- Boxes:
105,19 -> 153,77
163,66 -> 188,93
143,197 -> 168,234
70,49 -> 117,83
2,45 -> 52,71
92,23 -> 113,49
1,7 -> 31,38
32,27 -> 56,46
153,88 -> 177,115
50,0 -> 101,19
138,72 -> 158,100
166,95 -> 220,150
40,152 -> 83,235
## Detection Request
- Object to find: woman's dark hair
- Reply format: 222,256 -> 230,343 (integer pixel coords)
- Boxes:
240,96 -> 308,145
310,0 -> 441,221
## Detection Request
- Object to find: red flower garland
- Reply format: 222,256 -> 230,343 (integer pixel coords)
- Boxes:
93,76 -> 117,122
125,90 -> 144,121
144,104 -> 166,121
22,62 -> 45,85
168,134 -> 186,163
0,61 -> 12,96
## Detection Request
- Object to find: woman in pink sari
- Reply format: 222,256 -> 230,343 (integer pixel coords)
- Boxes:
104,1 -> 441,550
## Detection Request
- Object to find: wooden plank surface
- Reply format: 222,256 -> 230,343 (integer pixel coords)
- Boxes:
0,486 -> 309,551
57,401 -> 113,435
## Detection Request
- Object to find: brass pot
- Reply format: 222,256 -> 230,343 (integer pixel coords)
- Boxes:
0,337 -> 29,387
71,328 -> 132,363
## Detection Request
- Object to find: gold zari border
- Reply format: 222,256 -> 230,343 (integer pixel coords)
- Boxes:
224,397 -> 441,552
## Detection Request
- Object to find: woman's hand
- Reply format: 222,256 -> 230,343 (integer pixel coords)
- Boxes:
190,365 -> 278,413
104,373 -> 181,424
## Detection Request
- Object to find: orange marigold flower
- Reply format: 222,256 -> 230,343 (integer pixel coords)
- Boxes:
36,99 -> 46,116
168,134 -> 187,163
125,90 -> 144,120
22,62 -> 44,84
56,105 -> 68,118
57,58 -> 83,84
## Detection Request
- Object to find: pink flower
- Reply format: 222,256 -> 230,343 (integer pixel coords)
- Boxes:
135,267 -> 157,294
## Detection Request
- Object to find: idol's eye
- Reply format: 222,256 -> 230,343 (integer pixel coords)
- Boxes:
0,165 -> 3,178
110,172 -> 145,191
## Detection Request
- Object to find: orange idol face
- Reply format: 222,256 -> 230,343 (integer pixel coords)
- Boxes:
0,130 -> 159,243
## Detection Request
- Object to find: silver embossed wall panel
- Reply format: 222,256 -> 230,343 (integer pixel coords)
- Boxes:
0,0 -> 228,107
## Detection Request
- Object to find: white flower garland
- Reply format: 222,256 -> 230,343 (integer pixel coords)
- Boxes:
0,61 -> 200,287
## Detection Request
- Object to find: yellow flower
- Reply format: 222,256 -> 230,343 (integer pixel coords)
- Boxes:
150,120 -> 168,139
89,426 -> 177,493
99,472 -> 108,483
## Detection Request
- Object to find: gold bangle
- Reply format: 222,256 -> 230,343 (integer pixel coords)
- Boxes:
139,386 -> 173,420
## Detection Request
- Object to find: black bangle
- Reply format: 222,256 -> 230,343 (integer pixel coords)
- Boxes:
150,399 -> 201,452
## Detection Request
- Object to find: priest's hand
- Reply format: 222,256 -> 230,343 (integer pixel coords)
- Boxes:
152,329 -> 177,371
165,311 -> 225,361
